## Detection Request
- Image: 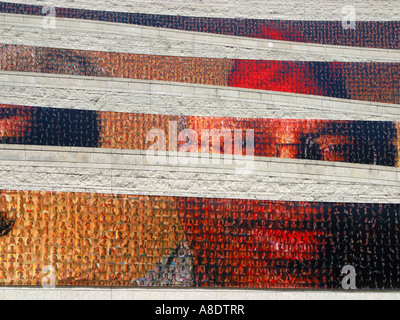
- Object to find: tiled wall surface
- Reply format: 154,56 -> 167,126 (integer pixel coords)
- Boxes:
0,0 -> 399,299
2,2 -> 400,48
4,0 -> 400,21
0,103 -> 398,167
2,43 -> 400,104
0,189 -> 399,289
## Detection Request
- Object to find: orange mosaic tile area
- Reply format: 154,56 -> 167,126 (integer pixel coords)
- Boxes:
0,189 -> 399,289
1,44 -> 400,104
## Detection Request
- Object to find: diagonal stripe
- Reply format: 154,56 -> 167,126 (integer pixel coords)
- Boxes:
2,13 -> 399,62
0,153 -> 398,203
1,1 -> 400,49
3,0 -> 400,21
1,44 -> 400,104
2,71 -> 399,121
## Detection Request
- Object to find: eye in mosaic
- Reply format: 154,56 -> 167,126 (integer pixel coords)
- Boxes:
1,104 -> 399,167
1,0 -> 399,293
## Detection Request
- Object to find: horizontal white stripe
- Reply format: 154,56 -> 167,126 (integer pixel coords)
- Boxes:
1,71 -> 399,121
0,287 -> 398,300
3,0 -> 400,21
1,13 -> 399,62
0,145 -> 399,203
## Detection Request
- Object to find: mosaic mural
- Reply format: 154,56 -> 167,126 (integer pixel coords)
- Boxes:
0,1 -> 399,49
1,1 -> 399,292
1,44 -> 400,104
0,189 -> 399,289
0,104 -> 399,167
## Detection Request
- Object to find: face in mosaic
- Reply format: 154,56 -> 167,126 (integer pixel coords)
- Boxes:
0,104 -> 399,167
0,190 -> 399,289
1,1 -> 399,291
1,44 -> 400,104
